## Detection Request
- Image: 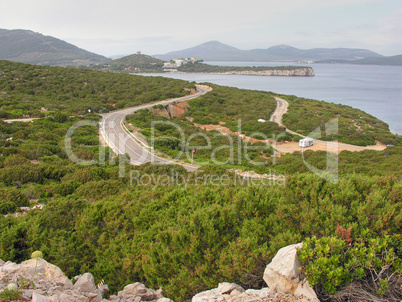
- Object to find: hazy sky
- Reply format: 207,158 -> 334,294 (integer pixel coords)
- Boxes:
0,0 -> 401,57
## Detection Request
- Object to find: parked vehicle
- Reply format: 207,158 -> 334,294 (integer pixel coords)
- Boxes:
299,138 -> 314,148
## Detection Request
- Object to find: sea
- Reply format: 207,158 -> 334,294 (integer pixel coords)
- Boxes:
141,62 -> 402,135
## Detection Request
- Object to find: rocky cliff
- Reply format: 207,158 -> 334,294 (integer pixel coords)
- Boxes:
214,67 -> 315,76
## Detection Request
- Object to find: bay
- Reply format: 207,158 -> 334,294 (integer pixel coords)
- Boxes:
141,62 -> 402,134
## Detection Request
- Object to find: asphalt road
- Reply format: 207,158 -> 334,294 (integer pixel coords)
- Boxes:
100,86 -> 209,171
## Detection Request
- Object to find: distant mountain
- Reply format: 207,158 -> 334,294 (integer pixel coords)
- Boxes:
0,28 -> 110,66
154,41 -> 383,62
350,54 -> 402,66
154,41 -> 250,61
317,55 -> 402,66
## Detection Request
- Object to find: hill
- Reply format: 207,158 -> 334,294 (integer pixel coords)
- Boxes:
0,60 -> 400,302
318,54 -> 402,66
90,53 -> 165,72
154,41 -> 258,61
0,60 -> 194,118
0,28 -> 110,66
154,41 -> 383,61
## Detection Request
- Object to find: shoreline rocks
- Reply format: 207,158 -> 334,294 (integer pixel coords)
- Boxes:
209,67 -> 315,77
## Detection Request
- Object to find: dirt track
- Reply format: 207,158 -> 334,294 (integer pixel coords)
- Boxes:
269,97 -> 387,154
194,96 -> 387,155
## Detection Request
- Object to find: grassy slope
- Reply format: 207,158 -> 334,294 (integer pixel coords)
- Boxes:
87,54 -> 165,73
0,60 -> 194,118
0,29 -> 109,66
0,61 -> 400,301
279,94 -> 401,146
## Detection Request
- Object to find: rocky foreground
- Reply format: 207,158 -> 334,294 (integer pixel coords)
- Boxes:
0,244 -> 319,302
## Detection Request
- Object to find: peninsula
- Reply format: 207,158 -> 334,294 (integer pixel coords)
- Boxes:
87,53 -> 315,76
176,61 -> 315,76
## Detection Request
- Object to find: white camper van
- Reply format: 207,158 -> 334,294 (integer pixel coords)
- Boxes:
299,138 -> 314,148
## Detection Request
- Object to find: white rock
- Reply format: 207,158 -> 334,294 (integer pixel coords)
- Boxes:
263,243 -> 319,302
217,283 -> 244,294
63,279 -> 74,290
32,292 -> 50,302
157,298 -> 174,302
192,283 -> 245,302
48,291 -> 90,302
118,282 -> 156,301
73,272 -> 96,293
230,289 -> 242,296
1,262 -> 20,274
18,259 -> 70,287
294,280 -> 318,301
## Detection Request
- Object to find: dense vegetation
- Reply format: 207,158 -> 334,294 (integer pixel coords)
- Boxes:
0,163 -> 400,301
0,60 -> 400,301
0,60 -> 194,118
0,114 -> 400,301
280,94 -> 401,146
126,84 -> 400,170
177,61 -> 312,73
126,85 -> 294,171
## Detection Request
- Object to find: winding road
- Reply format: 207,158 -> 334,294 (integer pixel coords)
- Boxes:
100,88 -> 385,173
100,85 -> 209,171
269,96 -> 386,153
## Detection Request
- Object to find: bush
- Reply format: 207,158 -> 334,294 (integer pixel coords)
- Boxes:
153,137 -> 182,150
298,230 -> 402,299
3,154 -> 30,167
52,181 -> 80,197
53,112 -> 68,123
75,180 -> 123,200
0,188 -> 29,207
0,201 -> 17,214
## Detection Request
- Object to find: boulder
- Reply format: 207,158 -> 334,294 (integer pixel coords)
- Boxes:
217,282 -> 244,295
48,291 -> 90,302
263,243 -> 319,302
192,283 -> 245,302
32,292 -> 50,302
73,272 -> 96,293
0,261 -> 20,275
118,282 -> 157,301
157,298 -> 174,302
15,258 -> 70,287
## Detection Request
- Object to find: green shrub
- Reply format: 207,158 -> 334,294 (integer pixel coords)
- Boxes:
153,137 -> 182,150
298,231 -> 402,297
0,188 -> 29,207
52,181 -> 80,197
0,201 -> 17,214
75,179 -> 123,200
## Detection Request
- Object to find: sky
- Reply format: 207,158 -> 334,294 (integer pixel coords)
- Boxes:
0,0 -> 401,57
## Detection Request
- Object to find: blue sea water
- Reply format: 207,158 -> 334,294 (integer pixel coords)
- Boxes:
141,62 -> 402,134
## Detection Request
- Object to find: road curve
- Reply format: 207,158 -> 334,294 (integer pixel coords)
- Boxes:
269,96 -> 386,152
100,86 -> 210,172
269,96 -> 288,127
